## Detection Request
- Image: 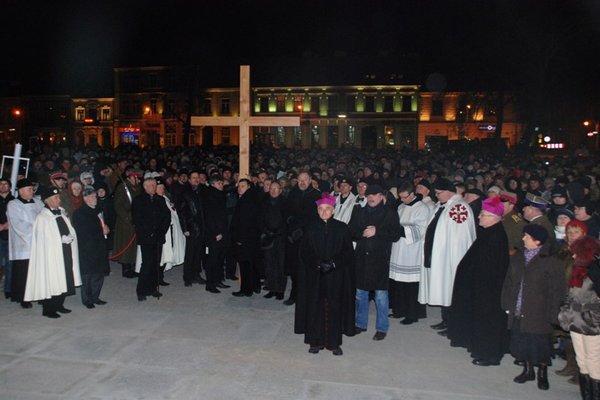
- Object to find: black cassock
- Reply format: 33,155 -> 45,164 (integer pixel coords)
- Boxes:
447,222 -> 510,361
294,218 -> 356,350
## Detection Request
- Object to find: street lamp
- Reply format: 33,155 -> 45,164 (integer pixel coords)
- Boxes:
583,120 -> 599,153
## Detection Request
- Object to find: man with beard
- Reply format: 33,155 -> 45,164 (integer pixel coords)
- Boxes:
6,179 -> 43,307
72,186 -> 110,308
447,197 -> 510,366
203,175 -> 230,293
178,170 -> 207,287
349,184 -> 401,341
25,186 -> 81,318
285,172 -> 321,305
132,177 -> 171,301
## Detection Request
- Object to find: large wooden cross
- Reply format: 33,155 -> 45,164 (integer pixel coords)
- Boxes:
191,65 -> 299,178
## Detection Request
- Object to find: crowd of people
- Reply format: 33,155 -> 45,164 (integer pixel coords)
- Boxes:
1,142 -> 600,398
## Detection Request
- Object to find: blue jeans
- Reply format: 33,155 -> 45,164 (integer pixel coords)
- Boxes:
0,239 -> 11,294
355,289 -> 389,333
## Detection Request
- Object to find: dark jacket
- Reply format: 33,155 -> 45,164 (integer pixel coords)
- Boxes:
204,186 -> 228,248
349,202 -> 402,290
501,241 -> 566,334
177,184 -> 205,240
0,193 -> 15,241
132,193 -> 171,245
286,185 -> 321,243
72,203 -> 110,274
230,187 -> 260,261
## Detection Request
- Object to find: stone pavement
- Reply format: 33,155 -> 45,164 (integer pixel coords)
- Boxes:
0,263 -> 580,400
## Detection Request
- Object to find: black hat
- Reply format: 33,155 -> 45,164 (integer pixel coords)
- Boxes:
154,176 -> 165,186
40,186 -> 60,201
465,188 -> 485,197
365,184 -> 384,196
575,199 -> 596,216
339,177 -> 354,186
93,181 -> 108,191
82,185 -> 96,197
523,224 -> 549,245
556,208 -> 575,220
434,178 -> 456,193
551,186 -> 568,198
416,178 -> 432,192
16,178 -> 33,189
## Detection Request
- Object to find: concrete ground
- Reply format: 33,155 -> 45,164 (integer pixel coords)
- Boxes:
0,263 -> 580,400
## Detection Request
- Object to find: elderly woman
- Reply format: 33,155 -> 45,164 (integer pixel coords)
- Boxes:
294,193 -> 356,356
558,235 -> 600,400
501,224 -> 566,391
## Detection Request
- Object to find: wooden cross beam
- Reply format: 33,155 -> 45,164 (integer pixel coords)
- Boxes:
191,65 -> 299,178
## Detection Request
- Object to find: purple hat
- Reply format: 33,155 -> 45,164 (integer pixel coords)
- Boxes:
316,192 -> 336,207
481,197 -> 504,216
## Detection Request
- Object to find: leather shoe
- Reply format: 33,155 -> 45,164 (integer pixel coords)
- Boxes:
206,286 -> 221,294
355,327 -> 367,335
514,360 -> 525,366
184,281 -> 193,287
85,303 -> 95,309
308,346 -> 323,354
388,313 -> 400,319
159,280 -> 170,286
283,298 -> 295,306
57,307 -> 72,314
275,293 -> 284,300
226,275 -> 238,281
232,291 -> 246,297
195,276 -> 207,284
437,329 -> 449,337
264,292 -> 276,299
42,311 -> 61,318
373,331 -> 387,341
137,295 -> 147,301
217,282 -> 230,289
20,301 -> 32,309
331,348 -> 343,356
253,286 -> 261,294
94,299 -> 107,305
472,358 -> 500,366
150,291 -> 163,298
430,321 -> 447,330
400,318 -> 417,325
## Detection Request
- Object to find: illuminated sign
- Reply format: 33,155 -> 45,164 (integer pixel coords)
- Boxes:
119,127 -> 140,133
539,143 -> 564,149
478,124 -> 496,131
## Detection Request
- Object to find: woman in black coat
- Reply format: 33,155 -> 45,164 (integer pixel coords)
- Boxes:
501,224 -> 565,391
72,187 -> 110,308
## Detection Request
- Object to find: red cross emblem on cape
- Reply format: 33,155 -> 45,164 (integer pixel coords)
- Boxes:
449,204 -> 469,223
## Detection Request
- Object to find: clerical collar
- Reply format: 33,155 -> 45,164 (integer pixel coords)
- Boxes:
18,197 -> 35,204
407,196 -> 420,207
45,205 -> 61,215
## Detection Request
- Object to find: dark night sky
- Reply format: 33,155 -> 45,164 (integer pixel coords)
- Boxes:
2,0 -> 600,110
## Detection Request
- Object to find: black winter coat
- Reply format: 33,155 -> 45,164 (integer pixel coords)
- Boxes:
177,184 -> 206,240
204,186 -> 228,248
349,202 -> 401,290
230,187 -> 260,261
72,204 -> 110,274
132,193 -> 171,245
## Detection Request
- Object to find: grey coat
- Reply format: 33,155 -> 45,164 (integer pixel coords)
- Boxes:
559,274 -> 600,336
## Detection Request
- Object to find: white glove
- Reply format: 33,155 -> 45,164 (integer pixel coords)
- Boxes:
61,234 -> 74,244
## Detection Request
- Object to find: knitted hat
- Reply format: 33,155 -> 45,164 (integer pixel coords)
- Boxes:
523,224 -> 549,245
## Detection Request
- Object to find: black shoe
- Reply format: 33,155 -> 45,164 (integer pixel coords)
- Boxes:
430,321 -> 447,330
513,362 -> 536,384
232,291 -> 246,297
437,329 -> 449,337
537,365 -> 549,390
472,358 -> 500,367
226,275 -> 238,281
159,280 -> 170,286
253,286 -> 261,294
388,313 -> 401,319
355,327 -> 367,335
57,307 -> 72,314
85,303 -> 95,309
308,346 -> 322,354
283,298 -> 295,306
194,276 -> 207,284
184,281 -> 193,287
275,293 -> 284,300
373,331 -> 387,341
206,286 -> 221,294
216,282 -> 230,289
400,318 -> 417,325
513,359 -> 525,366
94,299 -> 107,305
43,311 -> 61,318
20,301 -> 32,309
4,292 -> 11,299
331,348 -> 343,356
137,295 -> 147,301
264,291 -> 276,299
150,291 -> 163,298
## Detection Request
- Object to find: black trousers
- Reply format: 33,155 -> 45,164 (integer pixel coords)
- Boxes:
183,236 -> 204,284
238,260 -> 260,295
10,259 -> 29,303
137,244 -> 162,296
41,293 -> 66,314
389,280 -> 427,320
206,246 -> 225,287
263,240 -> 286,293
81,273 -> 104,305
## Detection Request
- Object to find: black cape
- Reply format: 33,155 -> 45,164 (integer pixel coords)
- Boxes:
447,222 -> 510,361
294,218 -> 356,349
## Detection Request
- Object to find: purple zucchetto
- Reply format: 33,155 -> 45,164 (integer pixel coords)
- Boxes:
316,192 -> 336,207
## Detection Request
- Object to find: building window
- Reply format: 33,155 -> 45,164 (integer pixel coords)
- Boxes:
164,133 -> 176,146
347,96 -> 356,112
365,96 -> 375,112
311,125 -> 319,146
259,97 -> 269,113
294,127 -> 302,146
431,100 -> 443,116
276,127 -> 285,145
101,106 -> 111,121
310,97 -> 319,114
220,98 -> 230,115
402,96 -> 412,112
384,96 -> 394,112
221,127 -> 231,144
150,99 -> 158,114
87,106 -> 98,121
203,98 -> 212,115
347,125 -> 355,145
277,96 -> 286,112
75,107 -> 85,121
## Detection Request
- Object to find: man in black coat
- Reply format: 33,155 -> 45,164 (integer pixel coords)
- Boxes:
177,170 -> 207,287
285,172 -> 321,305
132,178 -> 171,301
349,184 -> 401,341
203,175 -> 230,293
72,186 -> 110,308
230,179 -> 261,297
447,197 -> 510,366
